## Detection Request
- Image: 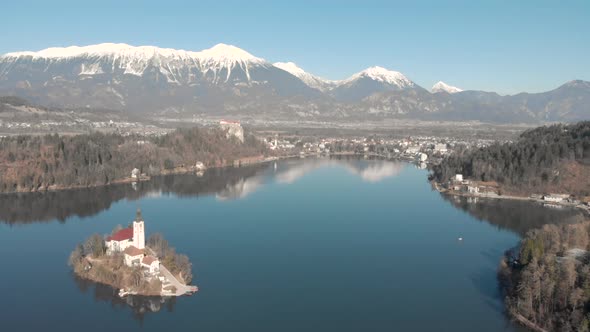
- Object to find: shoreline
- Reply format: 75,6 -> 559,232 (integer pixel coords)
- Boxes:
77,256 -> 163,297
77,249 -> 197,298
432,181 -> 590,215
0,152 -> 417,196
74,270 -> 162,298
0,154 -> 281,196
436,178 -> 590,331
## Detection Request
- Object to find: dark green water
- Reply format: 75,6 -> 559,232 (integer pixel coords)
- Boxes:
0,157 -> 582,331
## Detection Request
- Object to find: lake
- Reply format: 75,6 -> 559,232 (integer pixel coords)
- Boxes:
0,157 -> 583,331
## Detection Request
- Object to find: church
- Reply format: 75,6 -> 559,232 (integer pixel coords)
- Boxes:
105,208 -> 159,273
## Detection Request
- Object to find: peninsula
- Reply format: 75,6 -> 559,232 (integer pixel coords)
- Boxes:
433,121 -> 590,331
69,208 -> 197,297
0,122 -> 269,194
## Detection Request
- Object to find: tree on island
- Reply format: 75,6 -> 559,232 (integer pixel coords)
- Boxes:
111,224 -> 124,235
147,233 -> 193,284
147,233 -> 169,257
68,244 -> 84,267
70,227 -> 194,295
84,233 -> 106,257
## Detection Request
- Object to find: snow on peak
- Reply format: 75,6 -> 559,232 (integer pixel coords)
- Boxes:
194,44 -> 266,83
274,62 -> 307,77
273,61 -> 334,91
345,66 -> 414,88
197,43 -> 264,63
431,81 -> 463,94
3,43 -> 192,59
2,43 -> 269,84
3,42 -> 266,64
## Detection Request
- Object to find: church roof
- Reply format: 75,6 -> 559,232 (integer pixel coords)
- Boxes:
142,256 -> 158,265
123,246 -> 144,256
106,227 -> 133,242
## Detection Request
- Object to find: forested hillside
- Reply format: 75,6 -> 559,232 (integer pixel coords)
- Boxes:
499,222 -> 590,332
0,127 -> 267,193
432,122 -> 590,195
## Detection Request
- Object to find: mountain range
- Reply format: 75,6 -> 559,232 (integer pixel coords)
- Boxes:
0,43 -> 588,123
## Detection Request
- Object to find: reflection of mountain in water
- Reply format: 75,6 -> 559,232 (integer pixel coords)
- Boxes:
350,161 -> 404,182
276,157 -> 404,184
72,274 -> 176,324
217,157 -> 405,200
216,176 -> 264,201
0,157 -> 405,225
442,194 -> 586,235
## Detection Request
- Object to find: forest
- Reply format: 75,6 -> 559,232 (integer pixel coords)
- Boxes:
0,127 -> 268,193
432,121 -> 590,195
499,221 -> 590,332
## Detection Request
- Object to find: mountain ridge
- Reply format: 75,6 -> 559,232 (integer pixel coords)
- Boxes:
0,43 -> 588,123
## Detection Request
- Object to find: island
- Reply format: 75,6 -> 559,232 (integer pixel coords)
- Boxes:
69,208 -> 197,297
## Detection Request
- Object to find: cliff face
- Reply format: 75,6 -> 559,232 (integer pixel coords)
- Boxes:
219,121 -> 244,143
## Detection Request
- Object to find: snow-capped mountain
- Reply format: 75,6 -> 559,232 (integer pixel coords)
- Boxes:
330,66 -> 417,101
0,43 -> 588,123
273,62 -> 335,91
0,43 -> 319,110
431,81 -> 463,94
272,63 -> 416,100
2,43 -> 271,84
343,66 -> 415,88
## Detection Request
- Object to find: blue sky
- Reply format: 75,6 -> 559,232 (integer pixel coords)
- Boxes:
2,0 -> 588,94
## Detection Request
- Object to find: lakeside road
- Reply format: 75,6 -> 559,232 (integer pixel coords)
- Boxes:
433,181 -> 590,216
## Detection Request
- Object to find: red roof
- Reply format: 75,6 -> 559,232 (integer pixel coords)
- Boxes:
106,227 -> 133,242
142,256 -> 158,265
123,246 -> 144,256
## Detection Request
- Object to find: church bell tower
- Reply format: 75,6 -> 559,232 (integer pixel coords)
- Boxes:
133,208 -> 145,249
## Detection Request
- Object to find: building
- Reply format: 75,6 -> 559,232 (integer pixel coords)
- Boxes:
105,208 -> 145,254
434,143 -> 447,154
543,194 -> 570,203
131,168 -> 140,179
133,209 -> 145,250
219,120 -> 244,143
105,209 -> 164,273
105,227 -> 134,254
195,162 -> 206,171
124,246 -> 144,267
142,256 -> 160,273
467,186 -> 480,194
455,174 -> 463,182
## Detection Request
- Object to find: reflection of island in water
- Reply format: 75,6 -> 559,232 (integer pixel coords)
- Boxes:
72,274 -> 177,324
0,156 -> 405,225
441,194 -> 586,235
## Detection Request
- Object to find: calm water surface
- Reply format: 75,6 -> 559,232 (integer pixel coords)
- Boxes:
0,157 -> 582,331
